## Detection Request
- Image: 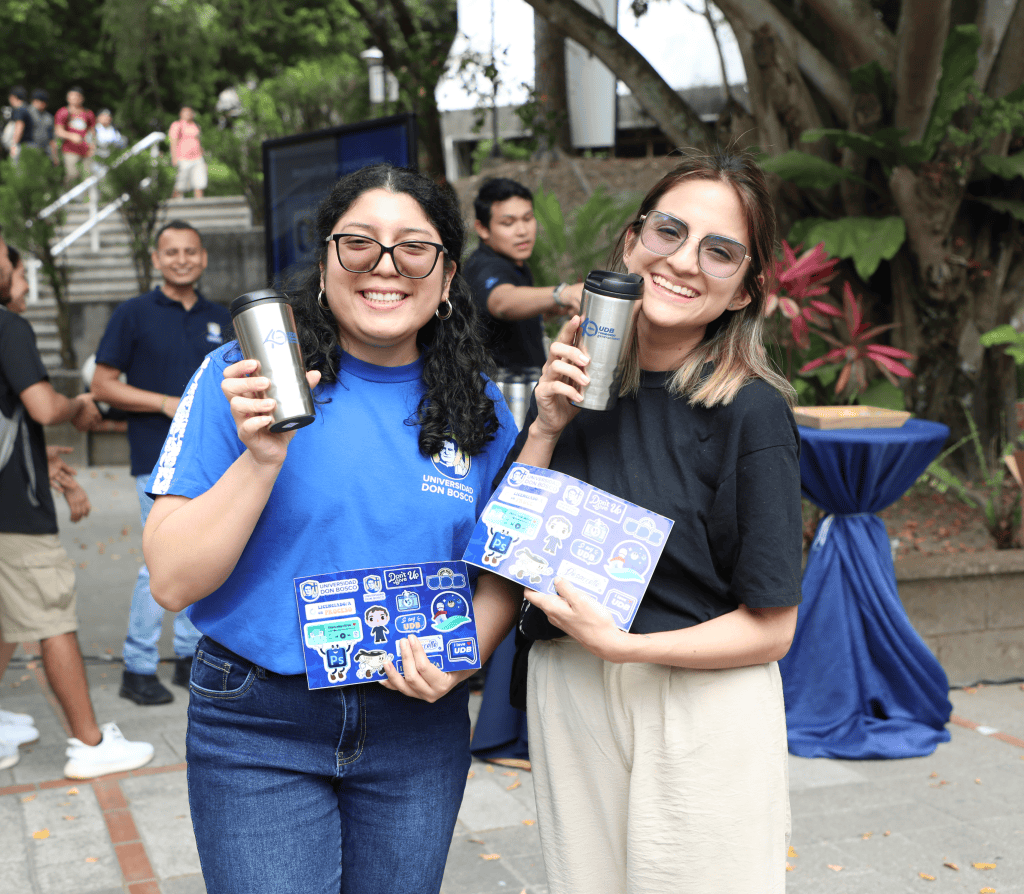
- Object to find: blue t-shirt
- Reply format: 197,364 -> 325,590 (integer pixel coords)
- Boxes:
94,288 -> 232,477
148,345 -> 518,675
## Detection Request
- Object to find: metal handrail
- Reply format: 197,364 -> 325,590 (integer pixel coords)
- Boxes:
26,132 -> 165,304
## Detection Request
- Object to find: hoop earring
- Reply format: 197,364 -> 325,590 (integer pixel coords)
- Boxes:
435,298 -> 453,321
318,288 -> 328,309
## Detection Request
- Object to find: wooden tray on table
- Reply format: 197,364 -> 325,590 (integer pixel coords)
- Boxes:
794,406 -> 911,429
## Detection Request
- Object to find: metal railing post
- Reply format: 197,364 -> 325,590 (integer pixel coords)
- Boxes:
89,184 -> 100,252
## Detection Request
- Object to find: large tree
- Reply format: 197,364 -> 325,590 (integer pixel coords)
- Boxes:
347,0 -> 459,178
526,0 -> 1024,452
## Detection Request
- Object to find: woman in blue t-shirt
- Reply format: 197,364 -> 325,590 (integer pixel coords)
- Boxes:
142,165 -> 520,894
512,151 -> 803,893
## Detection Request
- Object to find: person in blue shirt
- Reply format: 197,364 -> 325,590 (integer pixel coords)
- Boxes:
92,221 -> 231,706
141,164 -> 521,894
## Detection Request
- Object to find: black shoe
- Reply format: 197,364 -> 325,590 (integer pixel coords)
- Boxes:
172,656 -> 193,688
119,671 -> 173,705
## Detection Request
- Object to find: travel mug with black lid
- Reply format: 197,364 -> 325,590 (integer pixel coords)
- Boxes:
571,270 -> 643,411
229,289 -> 316,432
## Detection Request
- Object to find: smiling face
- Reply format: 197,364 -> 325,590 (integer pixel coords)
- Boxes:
152,227 -> 207,293
475,196 -> 536,265
624,178 -> 752,369
320,188 -> 453,367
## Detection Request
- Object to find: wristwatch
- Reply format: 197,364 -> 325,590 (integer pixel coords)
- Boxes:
552,282 -> 568,307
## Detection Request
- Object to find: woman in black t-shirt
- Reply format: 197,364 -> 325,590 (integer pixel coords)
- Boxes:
514,150 -> 802,894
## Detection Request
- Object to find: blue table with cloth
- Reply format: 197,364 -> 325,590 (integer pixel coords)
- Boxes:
780,418 -> 954,759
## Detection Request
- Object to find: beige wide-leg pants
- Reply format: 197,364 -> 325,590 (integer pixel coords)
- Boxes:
527,638 -> 790,894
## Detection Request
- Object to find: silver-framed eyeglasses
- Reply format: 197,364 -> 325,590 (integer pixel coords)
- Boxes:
325,233 -> 448,279
638,210 -> 751,278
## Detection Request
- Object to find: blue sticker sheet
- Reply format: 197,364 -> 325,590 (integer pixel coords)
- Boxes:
293,561 -> 481,689
462,463 -> 674,631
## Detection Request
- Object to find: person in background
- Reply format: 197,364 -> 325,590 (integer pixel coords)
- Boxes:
5,86 -> 33,161
168,106 -> 207,199
142,164 -> 521,894
511,150 -> 803,894
4,245 -> 28,314
53,86 -> 95,185
464,178 -> 582,374
0,223 -> 154,778
91,221 -> 231,706
93,108 -> 126,169
27,89 -> 56,163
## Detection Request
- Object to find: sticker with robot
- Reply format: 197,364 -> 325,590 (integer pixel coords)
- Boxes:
294,560 -> 481,689
462,463 -> 673,631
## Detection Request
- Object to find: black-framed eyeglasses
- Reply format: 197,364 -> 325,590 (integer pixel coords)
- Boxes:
325,233 -> 448,279
638,210 -> 751,279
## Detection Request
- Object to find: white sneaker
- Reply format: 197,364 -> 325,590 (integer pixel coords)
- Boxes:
0,738 -> 19,771
0,721 -> 39,746
0,707 -> 35,726
63,722 -> 154,779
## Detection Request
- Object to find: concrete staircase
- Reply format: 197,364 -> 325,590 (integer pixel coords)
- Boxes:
27,195 -> 253,369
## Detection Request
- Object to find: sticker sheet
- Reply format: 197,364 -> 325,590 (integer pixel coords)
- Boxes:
462,463 -> 674,631
293,561 -> 481,689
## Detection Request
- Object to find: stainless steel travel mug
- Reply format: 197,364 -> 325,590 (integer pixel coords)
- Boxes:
229,289 -> 316,432
572,270 -> 643,410
505,374 -> 529,431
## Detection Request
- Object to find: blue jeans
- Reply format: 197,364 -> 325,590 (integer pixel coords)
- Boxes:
186,636 -> 471,894
122,475 -> 201,674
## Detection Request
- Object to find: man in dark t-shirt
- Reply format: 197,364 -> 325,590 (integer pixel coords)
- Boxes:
464,178 -> 583,372
5,86 -> 33,161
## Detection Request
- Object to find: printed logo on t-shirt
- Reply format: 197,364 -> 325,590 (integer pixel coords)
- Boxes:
431,438 -> 470,479
484,276 -> 500,290
206,322 -> 224,344
422,438 -> 476,504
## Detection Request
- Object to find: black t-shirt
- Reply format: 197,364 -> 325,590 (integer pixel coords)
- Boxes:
0,308 -> 57,534
464,243 -> 545,371
515,372 -> 803,636
11,106 -> 33,146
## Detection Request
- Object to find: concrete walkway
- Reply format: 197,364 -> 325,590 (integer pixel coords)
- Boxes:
2,466 -> 1023,893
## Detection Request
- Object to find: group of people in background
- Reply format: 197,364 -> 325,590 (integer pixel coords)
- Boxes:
2,147 -> 802,893
3,89 -> 205,197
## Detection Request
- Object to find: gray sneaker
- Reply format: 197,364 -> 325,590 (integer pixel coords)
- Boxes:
63,722 -> 154,779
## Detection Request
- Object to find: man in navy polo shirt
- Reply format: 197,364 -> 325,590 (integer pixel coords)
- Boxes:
91,221 -> 231,705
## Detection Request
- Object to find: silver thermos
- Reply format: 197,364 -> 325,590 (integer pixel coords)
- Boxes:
505,374 -> 529,431
229,289 -> 316,432
572,270 -> 643,411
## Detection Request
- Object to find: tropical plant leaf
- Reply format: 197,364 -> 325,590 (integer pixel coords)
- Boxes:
786,217 -> 906,280
921,25 -> 981,158
972,197 -> 1024,222
979,324 -> 1023,347
980,152 -> 1024,180
859,378 -> 905,410
759,150 -> 871,190
800,127 -> 927,171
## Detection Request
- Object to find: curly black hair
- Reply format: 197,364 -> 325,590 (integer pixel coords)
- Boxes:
289,164 -> 500,457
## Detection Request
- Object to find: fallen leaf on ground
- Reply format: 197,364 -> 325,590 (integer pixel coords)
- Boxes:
980,889 -> 996,893
506,780 -> 521,791
929,772 -> 939,778
62,816 -> 76,821
21,795 -> 36,803
85,857 -> 97,863
861,832 -> 873,839
919,872 -> 936,880
884,830 -> 891,836
468,839 -> 484,845
67,788 -> 78,795
480,854 -> 501,860
121,526 -> 129,536
975,778 -> 982,784
973,863 -> 997,870
466,770 -> 475,779
522,819 -> 535,826
945,862 -> 960,870
788,846 -> 798,858
502,770 -> 518,777
827,864 -> 843,871
32,830 -> 49,839
485,765 -> 495,773
786,863 -> 795,872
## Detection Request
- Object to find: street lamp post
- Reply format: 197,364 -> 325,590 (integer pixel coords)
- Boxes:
361,48 -> 386,115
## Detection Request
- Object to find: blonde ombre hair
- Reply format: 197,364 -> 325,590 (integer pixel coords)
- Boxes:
610,150 -> 796,408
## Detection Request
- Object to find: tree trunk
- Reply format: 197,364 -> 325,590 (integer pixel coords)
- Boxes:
534,12 -> 573,155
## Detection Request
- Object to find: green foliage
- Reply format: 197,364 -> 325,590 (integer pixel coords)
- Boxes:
759,150 -> 872,190
980,324 -> 1024,366
471,140 -> 533,174
979,151 -> 1024,180
799,127 -> 928,172
529,187 -> 641,287
202,59 -> 370,224
920,25 -> 980,158
0,150 -> 72,365
922,403 -> 1023,549
787,216 -> 906,280
972,197 -> 1024,222
859,378 -> 905,411
99,148 -> 175,293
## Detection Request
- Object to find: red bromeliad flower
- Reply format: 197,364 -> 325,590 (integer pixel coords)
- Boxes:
799,283 -> 915,397
765,241 -> 840,348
